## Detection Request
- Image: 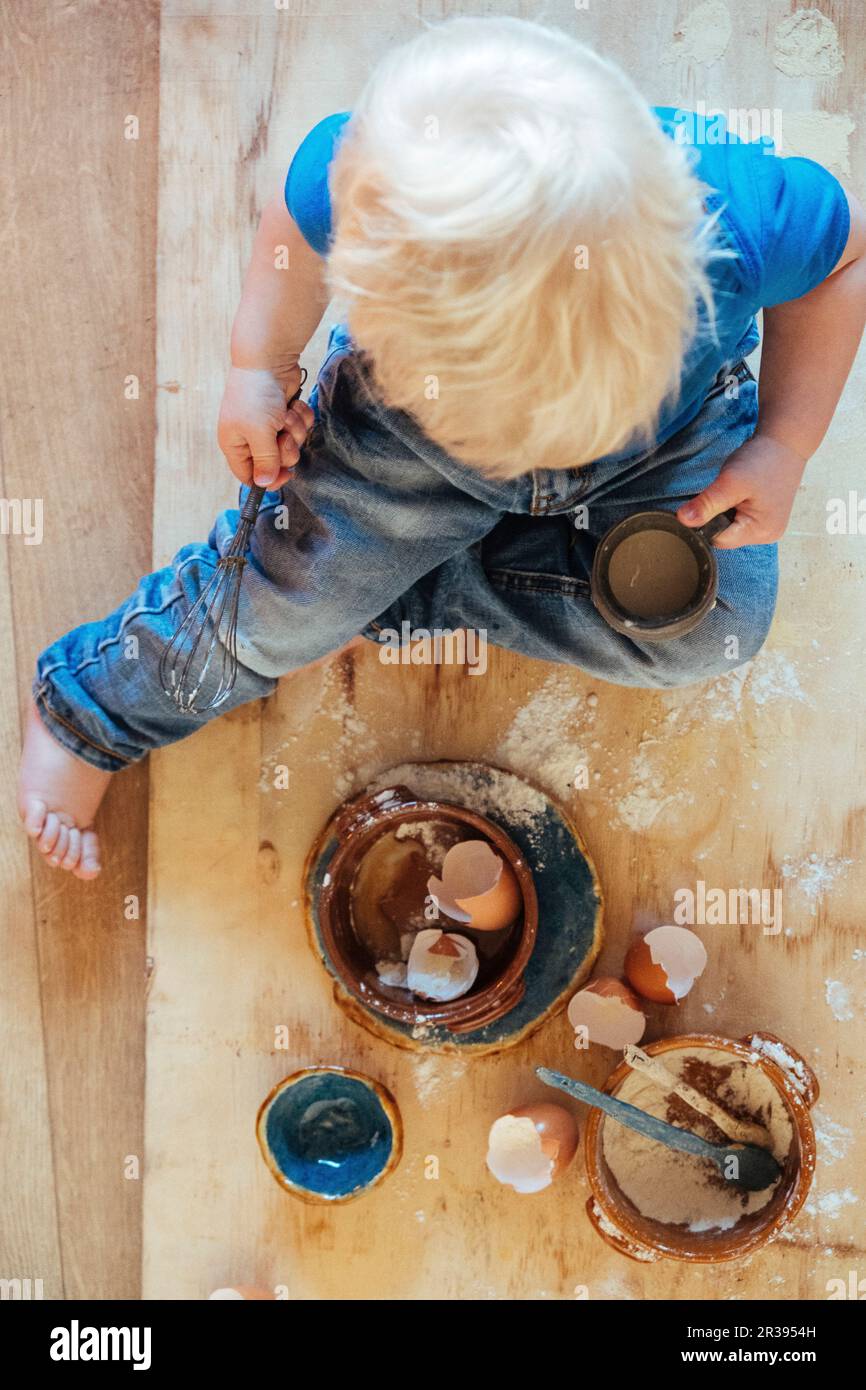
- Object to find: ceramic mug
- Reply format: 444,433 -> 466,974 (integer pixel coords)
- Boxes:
591,507 -> 736,640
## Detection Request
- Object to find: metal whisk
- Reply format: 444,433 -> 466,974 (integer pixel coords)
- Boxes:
160,370 -> 307,714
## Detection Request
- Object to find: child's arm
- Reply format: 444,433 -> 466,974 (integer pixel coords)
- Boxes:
753,191 -> 866,462
218,191 -> 329,488
679,187 -> 866,548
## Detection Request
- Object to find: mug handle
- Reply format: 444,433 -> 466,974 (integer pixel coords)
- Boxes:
694,506 -> 738,544
739,1031 -> 820,1109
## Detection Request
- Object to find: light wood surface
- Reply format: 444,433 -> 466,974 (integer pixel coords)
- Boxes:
2,0 -> 864,1301
145,1 -> 866,1299
0,0 -> 158,1299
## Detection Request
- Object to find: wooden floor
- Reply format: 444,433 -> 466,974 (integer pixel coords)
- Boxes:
2,1 -> 864,1300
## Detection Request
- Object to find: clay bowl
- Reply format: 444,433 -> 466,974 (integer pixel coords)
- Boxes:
316,784 -> 538,1035
256,1067 -> 402,1204
583,1031 -> 818,1263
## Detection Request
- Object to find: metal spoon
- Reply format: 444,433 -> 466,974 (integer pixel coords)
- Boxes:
537,1066 -> 782,1193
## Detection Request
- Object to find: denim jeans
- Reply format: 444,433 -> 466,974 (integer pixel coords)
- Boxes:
34,324 -> 776,772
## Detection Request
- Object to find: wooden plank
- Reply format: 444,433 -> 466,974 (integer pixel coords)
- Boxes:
0,0 -> 159,1297
146,0 -> 865,1300
0,476 -> 61,1297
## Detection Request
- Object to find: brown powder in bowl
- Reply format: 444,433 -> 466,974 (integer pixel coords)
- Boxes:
602,1047 -> 793,1232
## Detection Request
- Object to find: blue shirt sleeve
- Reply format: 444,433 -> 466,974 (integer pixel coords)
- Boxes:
728,143 -> 850,308
284,111 -> 352,255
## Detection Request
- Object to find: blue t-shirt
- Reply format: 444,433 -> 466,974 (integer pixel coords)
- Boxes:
284,107 -> 849,460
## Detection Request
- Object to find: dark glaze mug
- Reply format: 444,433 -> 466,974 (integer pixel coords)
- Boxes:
591,507 -> 736,641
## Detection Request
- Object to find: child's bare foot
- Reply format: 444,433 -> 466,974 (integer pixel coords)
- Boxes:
18,702 -> 111,879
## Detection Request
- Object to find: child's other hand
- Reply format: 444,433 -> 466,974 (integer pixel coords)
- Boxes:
676,433 -> 808,549
217,365 -> 315,488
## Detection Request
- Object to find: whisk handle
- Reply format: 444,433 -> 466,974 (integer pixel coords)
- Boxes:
240,484 -> 266,524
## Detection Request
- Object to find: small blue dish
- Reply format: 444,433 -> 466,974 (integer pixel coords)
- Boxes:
256,1067 -> 402,1203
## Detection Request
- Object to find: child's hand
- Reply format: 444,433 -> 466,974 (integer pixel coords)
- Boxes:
676,433 -> 807,549
217,364 -> 315,488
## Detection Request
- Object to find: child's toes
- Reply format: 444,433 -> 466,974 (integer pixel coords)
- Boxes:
75,830 -> 102,880
20,795 -> 48,838
61,827 -> 82,872
47,822 -> 71,868
38,812 -> 61,857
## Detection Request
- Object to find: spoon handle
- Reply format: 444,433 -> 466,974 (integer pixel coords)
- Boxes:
536,1066 -> 717,1162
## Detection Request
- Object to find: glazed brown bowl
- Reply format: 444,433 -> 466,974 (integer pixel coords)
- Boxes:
584,1031 -> 818,1263
315,784 -> 538,1035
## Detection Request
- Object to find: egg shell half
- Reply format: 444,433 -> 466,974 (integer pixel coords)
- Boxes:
486,1103 -> 579,1193
624,925 -> 708,1003
428,839 -> 522,932
567,977 -> 647,1048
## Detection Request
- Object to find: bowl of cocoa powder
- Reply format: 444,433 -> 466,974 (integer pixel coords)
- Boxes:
583,1031 -> 818,1263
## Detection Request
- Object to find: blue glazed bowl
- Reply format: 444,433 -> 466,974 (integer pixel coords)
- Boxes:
256,1067 -> 402,1203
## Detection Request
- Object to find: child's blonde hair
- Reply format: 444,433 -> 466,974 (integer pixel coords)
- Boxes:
328,16 -> 718,478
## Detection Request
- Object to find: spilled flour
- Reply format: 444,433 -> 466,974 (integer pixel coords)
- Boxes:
258,658 -> 386,798
368,761 -> 550,856
616,749 -> 684,831
780,853 -> 852,917
774,8 -> 844,78
824,979 -> 855,1023
667,0 -> 732,66
812,1109 -> 853,1165
411,1052 -> 467,1106
491,647 -> 815,838
317,662 -> 382,799
495,673 -> 590,799
612,649 -> 810,829
681,649 -> 810,726
805,1189 -> 858,1221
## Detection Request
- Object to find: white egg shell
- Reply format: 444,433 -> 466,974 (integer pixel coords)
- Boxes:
486,1104 -> 578,1193
567,977 -> 646,1048
406,928 -> 479,1001
645,924 -> 708,1000
376,960 -> 409,988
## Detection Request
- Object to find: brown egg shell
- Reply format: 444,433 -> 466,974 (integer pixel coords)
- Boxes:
624,937 -> 678,1004
511,1102 -> 580,1177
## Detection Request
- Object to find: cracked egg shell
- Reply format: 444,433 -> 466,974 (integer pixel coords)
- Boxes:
486,1103 -> 579,1193
406,927 -> 479,1002
567,977 -> 646,1048
428,838 -> 522,932
624,925 -> 708,1004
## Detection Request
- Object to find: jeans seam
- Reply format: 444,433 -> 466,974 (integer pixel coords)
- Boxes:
38,552 -> 217,685
487,566 -> 591,599
34,684 -> 133,766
